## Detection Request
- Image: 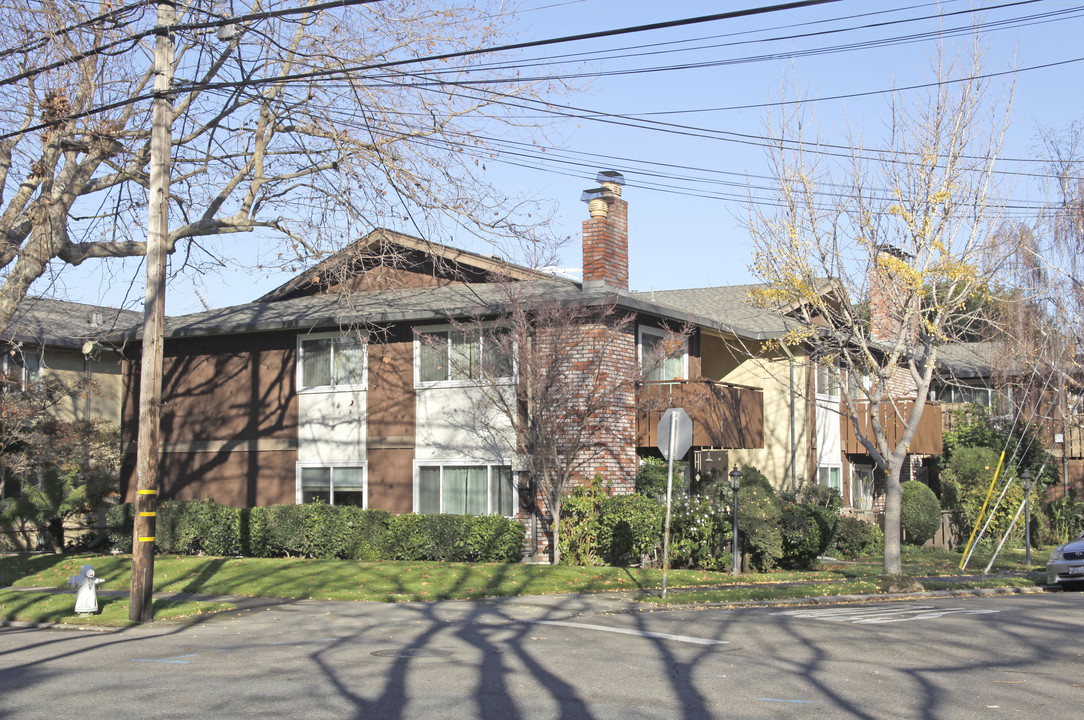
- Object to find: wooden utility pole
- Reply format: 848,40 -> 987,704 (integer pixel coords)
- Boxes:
130,0 -> 175,623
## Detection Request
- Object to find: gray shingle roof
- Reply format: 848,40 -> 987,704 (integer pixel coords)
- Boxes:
125,278 -> 586,339
629,284 -> 795,339
142,277 -> 798,342
3,297 -> 143,349
934,341 -> 1014,379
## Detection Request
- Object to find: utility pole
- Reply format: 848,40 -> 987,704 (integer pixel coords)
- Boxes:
130,0 -> 175,623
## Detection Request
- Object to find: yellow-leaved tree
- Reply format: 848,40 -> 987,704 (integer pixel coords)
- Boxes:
745,50 -> 1012,576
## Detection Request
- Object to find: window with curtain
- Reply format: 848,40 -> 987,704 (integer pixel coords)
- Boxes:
416,327 -> 513,385
818,465 -> 842,495
299,334 -> 366,390
851,466 -> 874,510
299,465 -> 366,506
416,464 -> 516,516
639,327 -> 686,382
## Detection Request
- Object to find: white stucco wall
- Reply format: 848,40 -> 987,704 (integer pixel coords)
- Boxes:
298,389 -> 367,463
414,384 -> 517,462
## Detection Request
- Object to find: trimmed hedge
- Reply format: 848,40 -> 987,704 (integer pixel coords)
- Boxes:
107,499 -> 524,563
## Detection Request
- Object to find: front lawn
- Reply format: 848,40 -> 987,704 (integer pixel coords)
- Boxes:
0,543 -> 1048,610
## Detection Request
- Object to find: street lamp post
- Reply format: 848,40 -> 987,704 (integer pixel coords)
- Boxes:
1020,470 -> 1033,566
729,466 -> 742,576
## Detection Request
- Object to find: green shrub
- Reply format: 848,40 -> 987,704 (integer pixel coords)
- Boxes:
833,516 -> 884,559
558,476 -> 609,566
111,499 -> 521,563
779,503 -> 822,570
249,503 -> 308,557
736,465 -> 782,571
901,481 -> 941,546
106,502 -> 134,553
668,493 -> 730,571
635,457 -> 669,498
387,513 -> 471,561
597,493 -> 663,565
777,484 -> 842,569
1044,498 -> 1084,545
465,513 -> 525,563
343,508 -> 393,561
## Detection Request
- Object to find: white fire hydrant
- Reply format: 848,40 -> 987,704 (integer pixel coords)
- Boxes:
69,564 -> 103,615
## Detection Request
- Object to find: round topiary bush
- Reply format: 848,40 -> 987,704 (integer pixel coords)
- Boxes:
900,480 -> 941,546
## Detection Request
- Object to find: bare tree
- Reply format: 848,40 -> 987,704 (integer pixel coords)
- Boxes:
744,50 -> 1011,576
428,267 -> 685,564
0,0 -> 562,328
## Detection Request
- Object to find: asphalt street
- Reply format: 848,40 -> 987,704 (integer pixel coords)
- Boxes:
1,591 -> 1081,719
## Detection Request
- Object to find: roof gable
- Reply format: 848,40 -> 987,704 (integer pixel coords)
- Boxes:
256,228 -> 554,302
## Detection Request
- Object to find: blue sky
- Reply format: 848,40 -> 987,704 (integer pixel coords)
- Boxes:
38,0 -> 1084,314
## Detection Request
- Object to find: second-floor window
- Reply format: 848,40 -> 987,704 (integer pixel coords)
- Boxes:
298,333 -> 366,391
415,327 -> 513,386
816,362 -> 840,399
639,326 -> 687,382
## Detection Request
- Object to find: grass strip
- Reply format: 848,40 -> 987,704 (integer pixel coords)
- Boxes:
638,580 -> 881,604
4,554 -> 739,601
0,589 -> 234,627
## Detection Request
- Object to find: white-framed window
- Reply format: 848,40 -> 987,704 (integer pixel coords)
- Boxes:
414,325 -> 513,387
296,463 -> 367,506
639,326 -> 687,382
815,361 -> 840,399
851,465 -> 874,511
817,464 -> 842,495
937,384 -> 992,407
414,462 -> 516,516
298,332 -> 367,392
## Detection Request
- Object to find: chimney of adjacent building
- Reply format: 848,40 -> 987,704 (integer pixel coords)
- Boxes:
581,170 -> 628,290
869,244 -> 916,343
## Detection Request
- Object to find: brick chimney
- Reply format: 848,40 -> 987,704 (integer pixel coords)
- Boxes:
581,171 -> 628,290
869,244 -> 915,343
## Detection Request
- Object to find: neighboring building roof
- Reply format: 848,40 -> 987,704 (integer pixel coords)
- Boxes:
935,340 -> 1022,380
2,296 -> 143,350
630,284 -> 797,340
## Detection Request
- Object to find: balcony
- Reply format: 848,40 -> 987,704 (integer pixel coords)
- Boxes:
842,400 -> 942,455
637,380 -> 764,450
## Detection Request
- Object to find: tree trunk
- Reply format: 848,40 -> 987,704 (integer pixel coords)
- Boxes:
550,498 -> 561,565
882,456 -> 905,576
48,517 -> 64,553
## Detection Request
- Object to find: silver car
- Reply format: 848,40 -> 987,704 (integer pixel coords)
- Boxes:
1047,532 -> 1084,588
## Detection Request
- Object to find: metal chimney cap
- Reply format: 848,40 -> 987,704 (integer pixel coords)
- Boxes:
581,187 -> 610,203
595,170 -> 625,186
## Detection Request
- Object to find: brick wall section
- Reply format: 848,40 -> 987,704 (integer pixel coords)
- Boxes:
563,320 -> 638,492
869,260 -> 904,344
581,197 -> 628,289
516,318 -> 639,558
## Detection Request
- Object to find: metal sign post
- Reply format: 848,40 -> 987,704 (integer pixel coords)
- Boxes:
658,408 -> 692,599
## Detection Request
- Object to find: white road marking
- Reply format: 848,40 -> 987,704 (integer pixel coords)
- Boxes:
531,620 -> 728,646
773,604 -> 999,624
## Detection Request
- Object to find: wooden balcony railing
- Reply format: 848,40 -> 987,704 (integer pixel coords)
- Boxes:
637,380 -> 764,450
842,400 -> 942,455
